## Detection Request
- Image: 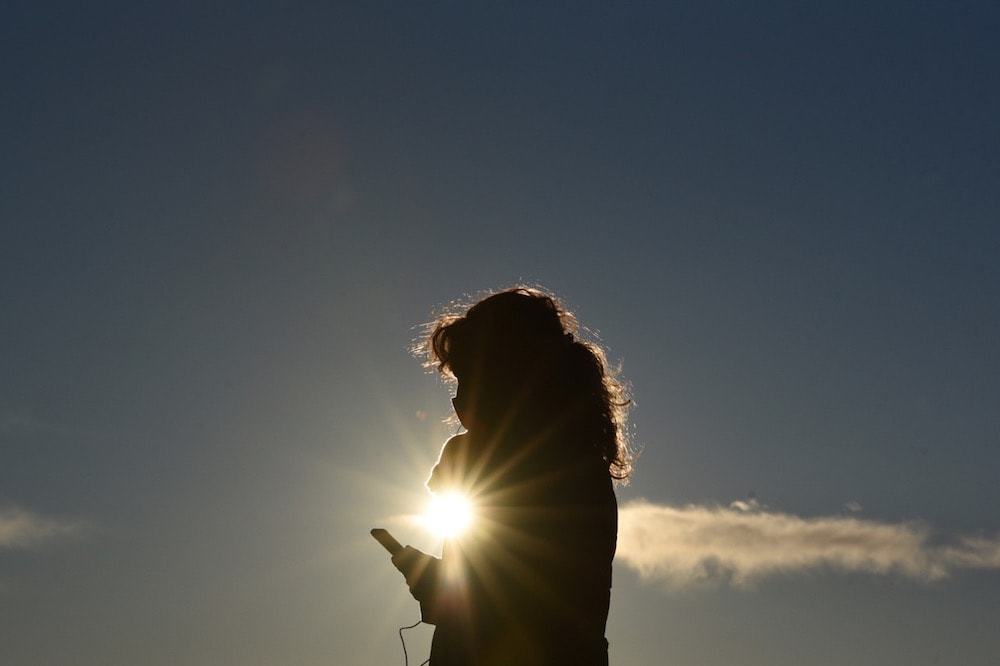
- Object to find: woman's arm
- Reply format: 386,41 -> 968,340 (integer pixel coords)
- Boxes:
391,546 -> 444,624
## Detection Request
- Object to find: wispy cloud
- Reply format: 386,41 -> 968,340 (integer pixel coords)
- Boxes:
617,499 -> 1000,588
0,408 -> 51,435
0,406 -> 119,441
0,506 -> 89,550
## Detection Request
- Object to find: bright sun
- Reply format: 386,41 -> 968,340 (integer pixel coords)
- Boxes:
422,492 -> 474,538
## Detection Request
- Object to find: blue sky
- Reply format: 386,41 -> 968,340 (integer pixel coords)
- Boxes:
2,3 -> 998,664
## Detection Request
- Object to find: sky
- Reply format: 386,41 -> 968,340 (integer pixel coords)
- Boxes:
2,2 -> 999,664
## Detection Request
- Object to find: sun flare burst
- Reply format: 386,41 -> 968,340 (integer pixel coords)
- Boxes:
422,492 -> 474,538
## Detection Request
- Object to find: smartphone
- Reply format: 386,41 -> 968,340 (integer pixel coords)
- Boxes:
370,528 -> 403,556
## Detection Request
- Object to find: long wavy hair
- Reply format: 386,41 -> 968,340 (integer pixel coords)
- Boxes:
417,287 -> 633,482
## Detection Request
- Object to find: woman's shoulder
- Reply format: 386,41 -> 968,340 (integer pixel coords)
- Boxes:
437,432 -> 472,460
426,432 -> 478,493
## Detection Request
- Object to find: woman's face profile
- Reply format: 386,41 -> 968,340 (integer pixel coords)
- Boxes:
452,368 -> 498,432
452,381 -> 475,430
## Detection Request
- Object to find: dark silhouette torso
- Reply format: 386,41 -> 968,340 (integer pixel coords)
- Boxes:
419,431 -> 616,666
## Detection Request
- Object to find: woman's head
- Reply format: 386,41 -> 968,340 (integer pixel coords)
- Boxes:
418,287 -> 633,481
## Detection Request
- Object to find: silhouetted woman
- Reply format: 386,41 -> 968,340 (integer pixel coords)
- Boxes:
393,287 -> 632,666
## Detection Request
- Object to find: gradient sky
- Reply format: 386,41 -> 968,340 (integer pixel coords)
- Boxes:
2,3 -> 999,665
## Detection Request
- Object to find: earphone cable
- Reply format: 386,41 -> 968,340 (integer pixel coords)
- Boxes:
398,617 -> 424,666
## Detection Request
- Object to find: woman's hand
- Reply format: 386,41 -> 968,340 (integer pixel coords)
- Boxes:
391,546 -> 439,599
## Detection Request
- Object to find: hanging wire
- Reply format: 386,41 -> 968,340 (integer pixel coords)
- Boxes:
398,617 -> 428,666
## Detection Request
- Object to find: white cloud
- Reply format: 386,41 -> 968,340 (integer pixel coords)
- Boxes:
617,500 -> 1000,588
0,409 -> 47,435
0,506 -> 88,550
